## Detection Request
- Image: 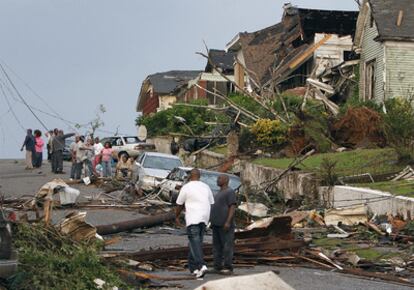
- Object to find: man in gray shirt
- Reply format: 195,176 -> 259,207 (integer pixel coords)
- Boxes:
210,174 -> 237,274
52,129 -> 75,174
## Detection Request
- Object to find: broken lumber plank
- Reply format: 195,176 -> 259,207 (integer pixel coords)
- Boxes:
118,238 -> 306,262
235,216 -> 292,240
96,211 -> 175,235
343,268 -> 414,287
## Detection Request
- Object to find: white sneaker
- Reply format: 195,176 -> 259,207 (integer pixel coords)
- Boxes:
192,269 -> 199,276
196,265 -> 208,278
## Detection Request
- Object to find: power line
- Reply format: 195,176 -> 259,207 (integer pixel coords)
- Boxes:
0,63 -> 49,132
0,61 -> 127,137
0,59 -> 77,130
0,81 -> 25,131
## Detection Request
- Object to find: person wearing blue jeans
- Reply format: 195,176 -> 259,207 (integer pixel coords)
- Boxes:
210,175 -> 237,274
102,160 -> 112,177
187,223 -> 206,273
175,169 -> 214,279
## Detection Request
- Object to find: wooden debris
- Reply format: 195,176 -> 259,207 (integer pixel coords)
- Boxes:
325,206 -> 368,226
96,211 -> 175,235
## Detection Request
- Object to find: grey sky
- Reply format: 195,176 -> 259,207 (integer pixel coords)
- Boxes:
0,0 -> 357,158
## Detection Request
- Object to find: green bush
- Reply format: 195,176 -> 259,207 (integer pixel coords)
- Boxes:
136,99 -> 226,137
250,119 -> 288,148
228,93 -> 272,119
383,97 -> 414,162
319,157 -> 339,186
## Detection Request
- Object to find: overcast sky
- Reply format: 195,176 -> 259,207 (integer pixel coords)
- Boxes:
0,0 -> 358,158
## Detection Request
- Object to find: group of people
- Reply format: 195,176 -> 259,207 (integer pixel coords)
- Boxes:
21,129 -> 137,180
175,169 -> 236,278
21,129 -> 45,169
69,138 -> 135,180
21,128 -> 77,172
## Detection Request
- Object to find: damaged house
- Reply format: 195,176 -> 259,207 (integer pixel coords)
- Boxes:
226,4 -> 359,98
354,0 -> 414,102
176,49 -> 236,105
136,70 -> 201,115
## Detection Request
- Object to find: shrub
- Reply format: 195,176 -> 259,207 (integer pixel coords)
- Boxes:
228,93 -> 272,119
136,99 -> 226,137
383,97 -> 414,162
319,157 -> 339,186
250,119 -> 288,148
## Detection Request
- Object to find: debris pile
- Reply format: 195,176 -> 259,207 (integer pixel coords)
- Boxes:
10,222 -> 125,290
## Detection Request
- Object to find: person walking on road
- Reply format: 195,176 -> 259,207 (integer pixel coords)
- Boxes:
33,130 -> 44,168
51,130 -> 75,174
211,174 -> 237,275
175,169 -> 214,278
20,129 -> 35,170
101,142 -> 113,177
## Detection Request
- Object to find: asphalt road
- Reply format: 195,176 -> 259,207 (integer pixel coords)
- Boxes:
0,159 -> 412,290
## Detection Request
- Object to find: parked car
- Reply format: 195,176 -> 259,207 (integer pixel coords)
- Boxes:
136,152 -> 183,192
100,136 -> 155,160
158,167 -> 242,203
0,209 -> 17,280
62,138 -> 75,161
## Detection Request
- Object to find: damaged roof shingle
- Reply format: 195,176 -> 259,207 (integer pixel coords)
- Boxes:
369,0 -> 414,41
205,49 -> 235,74
147,70 -> 202,94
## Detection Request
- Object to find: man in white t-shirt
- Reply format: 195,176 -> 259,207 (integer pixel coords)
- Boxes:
175,168 -> 214,278
93,137 -> 104,174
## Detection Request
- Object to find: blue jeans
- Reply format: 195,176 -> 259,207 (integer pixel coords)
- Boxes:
187,223 -> 206,272
212,225 -> 235,271
102,161 -> 112,177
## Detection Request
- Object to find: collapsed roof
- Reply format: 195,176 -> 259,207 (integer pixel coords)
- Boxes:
205,49 -> 235,74
137,70 -> 202,111
146,70 -> 202,95
226,5 -> 359,89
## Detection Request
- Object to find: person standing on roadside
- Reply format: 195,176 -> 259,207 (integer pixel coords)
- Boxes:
84,138 -> 95,177
52,130 -> 75,174
20,129 -> 35,170
175,169 -> 214,278
33,130 -> 44,168
93,137 -> 104,173
46,130 -> 53,161
101,142 -> 113,177
69,136 -> 80,180
210,175 -> 237,275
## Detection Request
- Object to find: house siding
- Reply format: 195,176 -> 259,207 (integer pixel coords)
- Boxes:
359,15 -> 385,102
384,42 -> 414,99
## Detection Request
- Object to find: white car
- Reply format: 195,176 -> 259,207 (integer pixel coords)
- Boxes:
100,136 -> 155,160
136,152 -> 183,192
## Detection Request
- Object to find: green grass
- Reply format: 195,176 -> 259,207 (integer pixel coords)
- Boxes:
210,145 -> 227,155
253,148 -> 403,176
355,180 -> 414,198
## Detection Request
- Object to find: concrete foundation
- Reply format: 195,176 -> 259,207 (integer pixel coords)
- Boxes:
319,186 -> 414,219
240,162 -> 319,201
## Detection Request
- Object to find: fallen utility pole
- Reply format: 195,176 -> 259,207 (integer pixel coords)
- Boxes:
96,211 -> 175,235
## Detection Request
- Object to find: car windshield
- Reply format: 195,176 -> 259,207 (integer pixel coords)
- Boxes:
143,156 -> 182,171
200,172 -> 241,192
124,137 -> 140,144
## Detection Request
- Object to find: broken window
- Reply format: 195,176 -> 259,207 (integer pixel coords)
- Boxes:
365,60 -> 376,100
